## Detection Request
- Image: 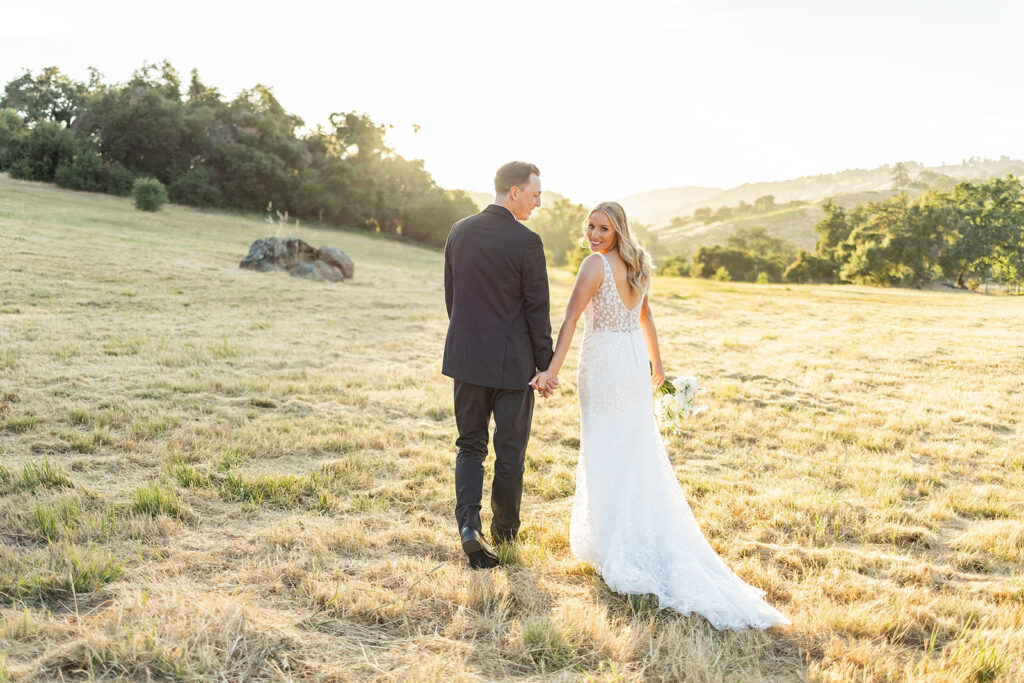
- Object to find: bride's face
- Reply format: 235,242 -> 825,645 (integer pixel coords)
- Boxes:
586,211 -> 617,253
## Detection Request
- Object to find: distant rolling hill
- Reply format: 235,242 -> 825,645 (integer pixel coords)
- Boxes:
464,189 -> 573,212
613,186 -> 722,221
651,189 -> 919,254
457,158 -> 1024,257
620,158 -> 1024,256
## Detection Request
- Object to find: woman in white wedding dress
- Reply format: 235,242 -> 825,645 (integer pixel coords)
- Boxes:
530,202 -> 789,630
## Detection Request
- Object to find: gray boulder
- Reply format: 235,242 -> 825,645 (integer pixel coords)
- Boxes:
290,261 -> 322,280
315,246 -> 355,279
240,237 -> 318,271
313,260 -> 345,282
240,237 -> 354,282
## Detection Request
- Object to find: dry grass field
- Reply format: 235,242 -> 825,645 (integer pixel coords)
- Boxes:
1,173 -> 1022,681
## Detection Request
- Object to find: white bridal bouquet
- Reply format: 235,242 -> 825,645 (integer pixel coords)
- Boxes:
654,374 -> 707,435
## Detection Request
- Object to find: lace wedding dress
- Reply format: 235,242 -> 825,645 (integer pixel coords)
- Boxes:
570,252 -> 789,630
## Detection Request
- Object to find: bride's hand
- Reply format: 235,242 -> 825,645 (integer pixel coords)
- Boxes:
651,363 -> 665,389
532,370 -> 558,396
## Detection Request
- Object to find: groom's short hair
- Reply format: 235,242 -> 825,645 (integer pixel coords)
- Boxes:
495,161 -> 540,196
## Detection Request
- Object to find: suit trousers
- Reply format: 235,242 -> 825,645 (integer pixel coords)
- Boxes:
453,380 -> 534,542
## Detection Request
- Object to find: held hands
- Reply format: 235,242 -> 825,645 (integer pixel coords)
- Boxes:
530,370 -> 559,398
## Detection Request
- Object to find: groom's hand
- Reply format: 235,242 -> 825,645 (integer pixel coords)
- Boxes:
531,370 -> 558,398
530,372 -> 548,398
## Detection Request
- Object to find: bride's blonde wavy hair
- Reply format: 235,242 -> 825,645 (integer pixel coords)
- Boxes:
580,201 -> 652,294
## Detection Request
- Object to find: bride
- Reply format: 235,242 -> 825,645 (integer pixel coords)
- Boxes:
530,202 -> 789,630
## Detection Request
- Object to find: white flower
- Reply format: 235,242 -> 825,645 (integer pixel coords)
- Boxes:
655,372 -> 707,435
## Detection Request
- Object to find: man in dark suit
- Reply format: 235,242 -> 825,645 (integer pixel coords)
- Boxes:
442,161 -> 555,568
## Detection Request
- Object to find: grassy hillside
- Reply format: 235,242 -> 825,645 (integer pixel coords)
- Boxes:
621,158 -> 1024,227
612,185 -> 723,222
1,175 -> 1022,681
619,158 -> 1024,255
652,189 -> 910,255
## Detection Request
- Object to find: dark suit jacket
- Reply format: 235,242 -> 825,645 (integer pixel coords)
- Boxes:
443,204 -> 553,390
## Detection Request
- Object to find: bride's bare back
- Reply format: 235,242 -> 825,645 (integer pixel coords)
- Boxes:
600,249 -> 644,310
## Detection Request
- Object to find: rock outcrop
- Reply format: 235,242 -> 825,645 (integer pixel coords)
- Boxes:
239,237 -> 354,282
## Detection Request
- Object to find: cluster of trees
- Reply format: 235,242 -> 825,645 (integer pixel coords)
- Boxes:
889,162 -> 958,192
816,175 -> 1024,288
657,226 -> 804,283
0,63 -> 475,246
657,175 -> 1024,289
529,197 -> 663,268
528,197 -> 589,266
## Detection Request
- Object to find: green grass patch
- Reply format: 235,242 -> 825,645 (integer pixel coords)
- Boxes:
59,427 -> 115,453
522,618 -> 579,671
622,592 -> 661,616
166,457 -> 206,488
207,339 -> 241,358
496,540 -> 520,566
67,408 -> 93,426
32,497 -> 84,542
529,471 -> 574,500
129,416 -> 178,440
248,397 -> 277,408
350,494 -> 390,512
0,347 -> 18,371
0,544 -> 123,605
3,415 -> 39,433
219,471 -> 329,508
0,607 -> 39,640
0,460 -> 74,494
214,446 -> 252,472
102,337 -> 146,356
950,497 -> 1015,520
34,503 -> 61,542
322,455 -> 375,488
128,483 -> 183,519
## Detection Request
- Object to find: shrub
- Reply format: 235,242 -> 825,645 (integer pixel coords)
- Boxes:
6,120 -> 78,182
0,107 -> 26,171
131,177 -> 169,211
655,254 -> 689,277
690,245 -> 757,280
55,152 -> 135,195
783,250 -> 838,283
168,166 -> 222,207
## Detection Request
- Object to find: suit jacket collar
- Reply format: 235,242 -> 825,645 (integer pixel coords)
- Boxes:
484,204 -> 518,222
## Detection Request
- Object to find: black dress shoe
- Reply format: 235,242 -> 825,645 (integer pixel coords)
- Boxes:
461,526 -> 499,569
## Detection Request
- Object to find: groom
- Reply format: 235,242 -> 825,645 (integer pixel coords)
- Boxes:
442,161 -> 554,569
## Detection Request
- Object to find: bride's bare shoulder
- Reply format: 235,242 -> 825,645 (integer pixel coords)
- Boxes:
579,253 -> 604,273
575,254 -> 605,285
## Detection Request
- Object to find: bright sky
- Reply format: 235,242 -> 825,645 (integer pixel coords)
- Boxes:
3,0 -> 1021,204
